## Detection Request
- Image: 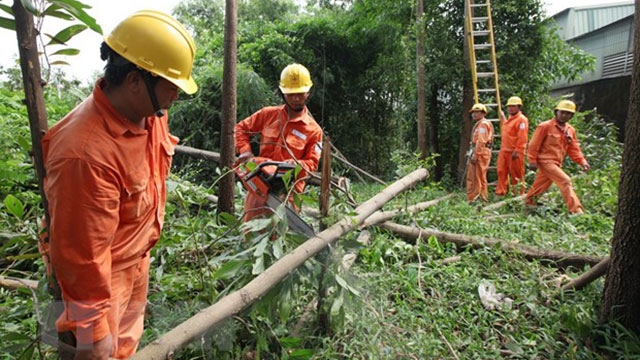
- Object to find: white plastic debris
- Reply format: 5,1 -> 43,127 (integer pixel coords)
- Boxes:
478,280 -> 513,311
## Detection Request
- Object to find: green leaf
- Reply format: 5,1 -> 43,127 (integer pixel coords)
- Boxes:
50,0 -> 102,34
0,4 -> 13,16
4,194 -> 24,219
212,259 -> 246,280
49,60 -> 71,66
51,48 -> 80,56
252,255 -> 264,274
0,16 -> 15,31
42,4 -> 74,20
253,237 -> 269,257
330,291 -> 344,317
288,349 -> 314,360
334,274 -> 360,296
45,24 -> 87,45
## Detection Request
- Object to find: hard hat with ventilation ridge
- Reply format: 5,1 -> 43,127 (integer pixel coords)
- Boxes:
105,10 -> 198,94
506,96 -> 523,106
555,100 -> 576,114
279,64 -> 313,94
469,103 -> 488,113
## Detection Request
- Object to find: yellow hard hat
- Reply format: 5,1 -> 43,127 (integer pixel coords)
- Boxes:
469,103 -> 487,113
279,64 -> 313,94
506,96 -> 523,106
555,100 -> 576,113
105,10 -> 198,94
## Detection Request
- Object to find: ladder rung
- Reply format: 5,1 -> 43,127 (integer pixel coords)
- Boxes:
473,30 -> 491,36
470,4 -> 488,8
488,119 -> 500,123
476,60 -> 492,65
478,88 -> 496,92
477,72 -> 495,78
484,103 -> 498,107
472,17 -> 488,23
474,43 -> 492,50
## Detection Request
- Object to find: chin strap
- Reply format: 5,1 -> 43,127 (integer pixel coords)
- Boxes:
141,71 -> 165,117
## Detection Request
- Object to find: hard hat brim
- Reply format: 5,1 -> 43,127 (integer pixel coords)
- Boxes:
280,85 -> 312,94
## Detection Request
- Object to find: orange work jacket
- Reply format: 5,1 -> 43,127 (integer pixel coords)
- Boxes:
235,105 -> 323,193
500,112 -> 529,152
527,118 -> 586,166
41,79 -> 178,344
472,118 -> 494,157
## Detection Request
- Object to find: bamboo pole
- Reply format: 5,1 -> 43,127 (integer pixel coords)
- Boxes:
132,169 -> 428,359
0,276 -> 38,291
360,193 -> 455,228
380,222 -> 603,268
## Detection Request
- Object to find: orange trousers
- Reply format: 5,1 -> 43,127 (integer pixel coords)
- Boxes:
525,162 -> 583,213
496,150 -> 526,196
466,154 -> 491,202
59,256 -> 149,358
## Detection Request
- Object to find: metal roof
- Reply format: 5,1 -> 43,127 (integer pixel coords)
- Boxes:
552,1 -> 634,40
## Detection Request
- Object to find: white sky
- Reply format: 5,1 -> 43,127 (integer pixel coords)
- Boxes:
0,0 -> 632,83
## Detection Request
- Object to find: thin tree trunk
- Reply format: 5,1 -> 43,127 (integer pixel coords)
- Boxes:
360,193 -> 452,228
380,221 -> 603,268
416,0 -> 427,159
131,169 -> 428,359
459,0 -> 474,182
316,136 -> 332,334
429,83 -> 443,180
601,1 -> 640,332
13,1 -> 75,355
218,0 -> 238,215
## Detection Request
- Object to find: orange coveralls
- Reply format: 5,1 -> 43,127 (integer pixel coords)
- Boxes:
235,105 -> 323,221
41,79 -> 177,358
525,118 -> 587,213
496,112 -> 529,196
466,118 -> 494,202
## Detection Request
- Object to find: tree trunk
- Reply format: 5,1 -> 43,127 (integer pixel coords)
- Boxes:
458,0 -> 474,182
131,169 -> 428,359
601,2 -> 640,333
429,83 -> 443,180
380,221 -> 603,269
416,0 -> 427,159
13,0 -> 49,226
217,0 -> 238,215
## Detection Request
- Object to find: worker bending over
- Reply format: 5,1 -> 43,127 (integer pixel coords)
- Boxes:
235,64 -> 323,222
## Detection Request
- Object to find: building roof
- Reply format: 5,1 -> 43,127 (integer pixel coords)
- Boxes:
551,1 -> 634,40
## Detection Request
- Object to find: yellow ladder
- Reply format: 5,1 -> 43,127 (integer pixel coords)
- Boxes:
465,0 -> 501,178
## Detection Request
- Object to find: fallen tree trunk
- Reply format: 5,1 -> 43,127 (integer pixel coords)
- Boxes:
379,222 -> 603,268
360,193 -> 455,228
562,256 -> 610,291
132,168 -> 428,359
0,276 -> 38,291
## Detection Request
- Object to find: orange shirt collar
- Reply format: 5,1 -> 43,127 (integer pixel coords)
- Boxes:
281,104 -> 311,124
93,78 -> 149,137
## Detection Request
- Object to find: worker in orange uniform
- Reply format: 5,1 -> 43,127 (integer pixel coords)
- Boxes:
466,103 -> 494,203
235,64 -> 323,222
496,96 -> 529,196
525,100 -> 590,214
41,11 -> 197,359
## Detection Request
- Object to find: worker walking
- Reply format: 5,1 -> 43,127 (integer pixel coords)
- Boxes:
235,63 -> 323,222
41,11 -> 197,359
525,100 -> 590,214
496,96 -> 529,196
466,103 -> 494,203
